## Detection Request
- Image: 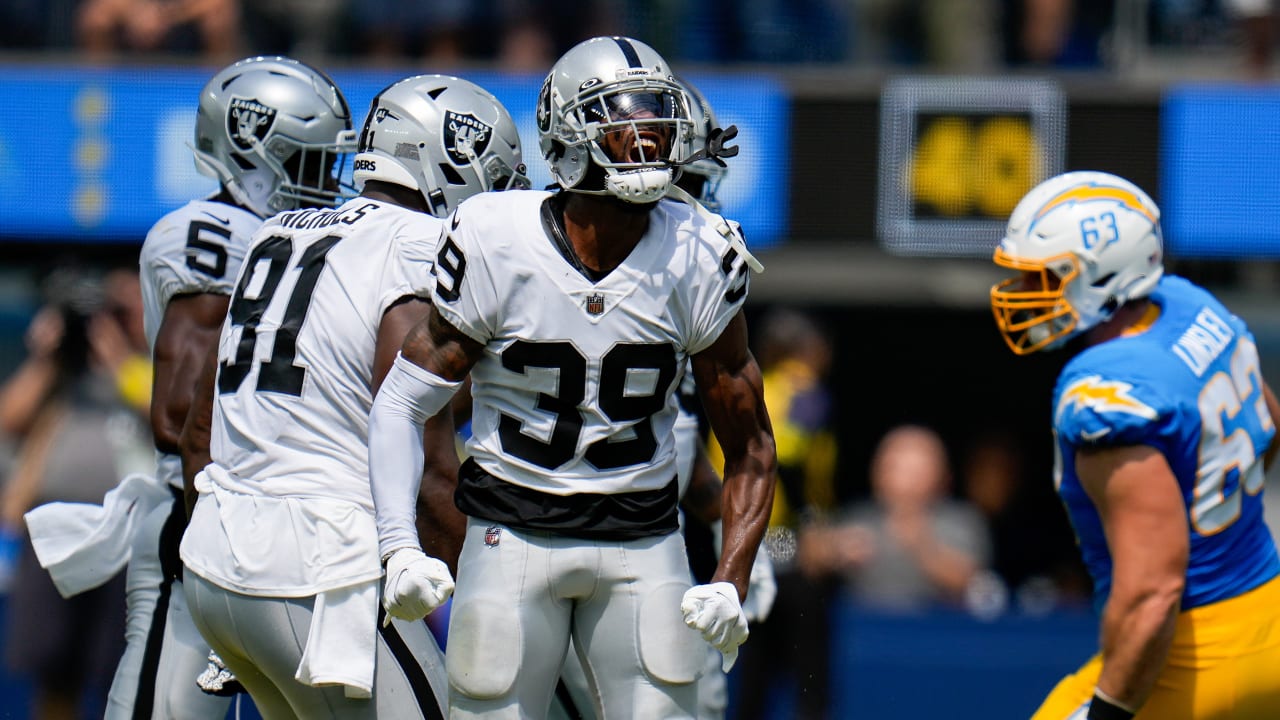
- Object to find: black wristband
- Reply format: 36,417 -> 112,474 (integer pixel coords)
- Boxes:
1087,693 -> 1135,720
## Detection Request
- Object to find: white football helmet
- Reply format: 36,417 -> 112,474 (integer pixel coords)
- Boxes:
194,56 -> 357,218
353,75 -> 530,217
537,36 -> 694,203
990,170 -> 1164,355
675,78 -> 729,212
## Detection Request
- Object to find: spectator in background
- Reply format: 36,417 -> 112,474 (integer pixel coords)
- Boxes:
853,0 -> 998,69
77,0 -> 240,59
1226,0 -> 1275,77
817,424 -> 991,612
0,268 -> 153,720
1001,0 -> 1116,67
963,431 -> 1091,613
728,308 -> 838,720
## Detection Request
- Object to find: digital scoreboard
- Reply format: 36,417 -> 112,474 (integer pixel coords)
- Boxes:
877,77 -> 1066,257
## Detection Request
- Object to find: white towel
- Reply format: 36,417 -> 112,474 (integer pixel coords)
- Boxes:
295,579 -> 379,699
23,472 -> 171,598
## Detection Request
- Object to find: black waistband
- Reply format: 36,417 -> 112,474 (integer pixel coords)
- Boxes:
454,457 -> 680,540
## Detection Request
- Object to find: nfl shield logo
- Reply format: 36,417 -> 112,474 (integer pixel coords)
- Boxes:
227,97 -> 277,151
586,294 -> 605,315
444,111 -> 493,166
484,525 -> 501,547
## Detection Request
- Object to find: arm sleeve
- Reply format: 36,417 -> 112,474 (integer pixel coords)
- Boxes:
369,353 -> 464,560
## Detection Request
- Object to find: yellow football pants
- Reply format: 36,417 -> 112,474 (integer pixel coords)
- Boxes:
1032,574 -> 1280,720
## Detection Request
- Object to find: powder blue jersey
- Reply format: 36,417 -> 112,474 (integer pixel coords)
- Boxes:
1053,275 -> 1279,611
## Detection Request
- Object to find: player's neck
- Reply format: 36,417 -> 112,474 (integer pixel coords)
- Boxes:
361,181 -> 430,214
560,192 -> 652,275
1083,298 -> 1153,348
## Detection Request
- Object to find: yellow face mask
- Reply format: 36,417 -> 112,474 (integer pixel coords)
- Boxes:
989,247 -> 1080,355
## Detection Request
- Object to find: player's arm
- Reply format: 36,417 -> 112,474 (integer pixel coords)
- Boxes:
180,344 -> 219,516
681,443 -> 723,525
1262,379 -> 1280,472
368,306 -> 483,621
1078,444 -> 1187,716
151,293 -> 229,455
691,310 -> 777,600
373,297 -> 466,576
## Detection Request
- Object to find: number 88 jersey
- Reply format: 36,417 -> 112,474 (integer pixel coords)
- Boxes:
434,190 -> 749,497
1052,276 -> 1280,612
210,199 -> 439,509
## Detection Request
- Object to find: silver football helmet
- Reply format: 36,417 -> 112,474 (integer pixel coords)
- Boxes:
537,36 -> 694,203
990,171 -> 1164,355
193,56 -> 357,218
353,74 -> 530,218
675,79 -> 729,212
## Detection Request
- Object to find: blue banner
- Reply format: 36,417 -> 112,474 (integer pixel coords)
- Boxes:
0,66 -> 789,248
1162,85 -> 1280,258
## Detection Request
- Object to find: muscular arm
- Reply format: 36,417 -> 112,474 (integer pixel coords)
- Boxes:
374,297 -> 467,576
680,443 -> 723,525
1078,444 -> 1187,712
369,306 -> 484,560
691,311 -> 776,601
151,293 -> 229,454
180,344 -> 218,516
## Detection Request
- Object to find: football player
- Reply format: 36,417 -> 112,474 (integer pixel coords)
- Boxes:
109,55 -> 356,720
548,76 -> 776,720
367,36 -> 777,718
990,171 -> 1280,719
178,75 -> 528,717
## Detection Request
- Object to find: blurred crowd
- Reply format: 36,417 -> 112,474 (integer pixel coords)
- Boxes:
0,0 -> 1273,73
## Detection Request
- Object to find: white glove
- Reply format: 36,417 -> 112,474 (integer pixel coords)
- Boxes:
382,548 -> 454,625
681,581 -> 749,672
741,545 -> 777,623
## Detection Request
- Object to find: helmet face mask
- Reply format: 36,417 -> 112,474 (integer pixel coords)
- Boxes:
353,74 -> 529,218
676,79 -> 728,212
538,37 -> 694,203
990,171 -> 1164,355
194,56 -> 357,218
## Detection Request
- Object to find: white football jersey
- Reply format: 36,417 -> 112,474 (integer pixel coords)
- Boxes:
139,199 -> 260,488
209,198 -> 438,509
185,198 -> 439,596
434,190 -> 749,496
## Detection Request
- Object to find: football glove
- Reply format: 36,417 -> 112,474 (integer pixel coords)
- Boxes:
681,581 -> 749,672
382,547 -> 454,625
195,650 -> 245,697
741,544 -> 777,623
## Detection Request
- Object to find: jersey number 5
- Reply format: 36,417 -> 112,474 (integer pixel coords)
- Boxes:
218,235 -> 340,396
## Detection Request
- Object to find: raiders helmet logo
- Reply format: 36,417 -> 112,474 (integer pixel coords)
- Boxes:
444,111 -> 492,166
227,97 -> 277,151
586,294 -> 605,315
536,75 -> 553,134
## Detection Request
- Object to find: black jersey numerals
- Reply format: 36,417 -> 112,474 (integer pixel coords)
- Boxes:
721,247 -> 748,304
498,341 -> 678,470
185,220 -> 232,279
217,235 -> 340,396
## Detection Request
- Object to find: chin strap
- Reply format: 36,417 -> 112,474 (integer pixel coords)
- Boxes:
666,184 -> 763,273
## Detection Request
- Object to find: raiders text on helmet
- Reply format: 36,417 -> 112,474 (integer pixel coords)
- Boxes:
194,56 -> 357,218
353,75 -> 529,218
537,36 -> 694,204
